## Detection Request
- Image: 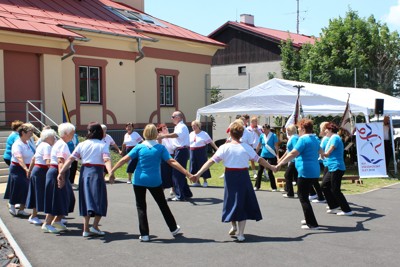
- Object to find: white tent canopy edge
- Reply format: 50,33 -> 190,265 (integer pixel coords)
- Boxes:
196,78 -> 400,119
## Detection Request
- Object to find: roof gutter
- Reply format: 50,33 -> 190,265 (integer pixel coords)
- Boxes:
59,25 -> 157,62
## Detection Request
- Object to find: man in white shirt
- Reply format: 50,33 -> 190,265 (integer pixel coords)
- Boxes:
158,111 -> 192,201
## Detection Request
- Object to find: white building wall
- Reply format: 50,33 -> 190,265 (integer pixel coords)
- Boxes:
209,61 -> 283,141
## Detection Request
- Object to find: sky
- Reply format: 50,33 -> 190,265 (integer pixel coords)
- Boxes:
145,0 -> 400,37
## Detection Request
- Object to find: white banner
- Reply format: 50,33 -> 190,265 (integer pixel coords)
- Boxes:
355,122 -> 387,178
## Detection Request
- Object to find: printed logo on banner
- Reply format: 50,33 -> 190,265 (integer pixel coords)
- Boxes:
355,122 -> 387,178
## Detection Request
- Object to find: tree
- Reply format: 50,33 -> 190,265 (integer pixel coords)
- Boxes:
280,9 -> 400,96
209,86 -> 223,129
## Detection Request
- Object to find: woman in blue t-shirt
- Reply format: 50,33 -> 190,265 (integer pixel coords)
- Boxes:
321,122 -> 353,216
110,124 -> 192,242
276,119 -> 323,230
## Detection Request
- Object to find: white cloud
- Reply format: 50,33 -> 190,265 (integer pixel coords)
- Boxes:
385,0 -> 400,26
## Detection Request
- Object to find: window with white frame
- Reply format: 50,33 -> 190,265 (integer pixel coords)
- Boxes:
159,75 -> 174,106
79,66 -> 101,103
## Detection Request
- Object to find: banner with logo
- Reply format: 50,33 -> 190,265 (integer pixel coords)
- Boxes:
355,122 -> 387,178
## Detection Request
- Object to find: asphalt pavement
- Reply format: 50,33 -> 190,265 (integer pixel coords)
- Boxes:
1,180 -> 400,267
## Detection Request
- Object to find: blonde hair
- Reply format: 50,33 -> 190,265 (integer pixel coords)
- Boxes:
286,124 -> 297,136
143,124 -> 158,140
320,121 -> 329,131
191,120 -> 201,128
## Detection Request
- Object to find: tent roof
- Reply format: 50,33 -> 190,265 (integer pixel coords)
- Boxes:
197,78 -> 400,119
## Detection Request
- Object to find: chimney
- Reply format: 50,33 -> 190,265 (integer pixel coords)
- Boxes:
113,0 -> 144,12
240,14 -> 254,26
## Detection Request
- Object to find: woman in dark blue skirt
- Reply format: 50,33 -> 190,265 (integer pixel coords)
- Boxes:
26,129 -> 57,225
42,122 -> 76,234
189,120 -> 218,187
122,123 -> 143,183
157,124 -> 174,189
193,120 -> 273,242
59,122 -> 113,237
5,123 -> 34,217
223,169 -> 262,222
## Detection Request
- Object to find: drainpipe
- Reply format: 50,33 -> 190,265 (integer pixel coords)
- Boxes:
135,37 -> 145,62
61,39 -> 76,61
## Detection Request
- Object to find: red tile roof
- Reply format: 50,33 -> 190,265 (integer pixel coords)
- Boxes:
0,0 -> 224,46
209,21 -> 316,48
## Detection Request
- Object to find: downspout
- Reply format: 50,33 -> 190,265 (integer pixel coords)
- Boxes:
135,37 -> 145,62
61,39 -> 75,61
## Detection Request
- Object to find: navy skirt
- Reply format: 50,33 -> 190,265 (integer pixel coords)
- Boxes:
44,167 -> 75,216
26,166 -> 48,211
222,169 -> 262,222
161,159 -> 173,189
190,147 -> 211,178
79,165 -> 107,217
4,164 -> 29,205
126,147 -> 138,173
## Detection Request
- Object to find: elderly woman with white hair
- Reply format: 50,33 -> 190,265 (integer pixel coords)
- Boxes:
26,129 -> 57,225
189,120 -> 218,187
42,122 -> 76,234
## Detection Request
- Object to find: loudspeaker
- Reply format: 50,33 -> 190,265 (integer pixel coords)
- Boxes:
375,98 -> 384,115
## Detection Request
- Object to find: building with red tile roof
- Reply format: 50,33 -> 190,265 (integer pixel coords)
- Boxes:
0,0 -> 224,131
208,14 -> 316,140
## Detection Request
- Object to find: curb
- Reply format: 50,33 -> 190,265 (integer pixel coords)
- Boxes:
0,216 -> 32,267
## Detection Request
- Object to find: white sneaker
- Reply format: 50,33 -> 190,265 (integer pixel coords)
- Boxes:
292,182 -> 297,186
52,222 -> 68,231
202,182 -> 208,188
301,225 -> 320,230
9,205 -> 16,216
28,217 -> 42,225
253,187 -> 259,191
126,180 -> 132,184
17,210 -> 30,217
326,208 -> 340,214
253,173 -> 257,179
308,194 -> 318,201
271,189 -> 277,192
300,219 -> 306,225
169,189 -> 175,197
312,199 -> 327,203
337,211 -> 354,216
191,182 -> 201,187
171,225 -> 181,236
236,235 -> 245,242
89,226 -> 105,236
42,224 -> 60,234
219,173 -> 225,178
139,235 -> 150,242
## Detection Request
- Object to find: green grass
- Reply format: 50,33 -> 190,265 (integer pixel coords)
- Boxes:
109,151 -> 400,194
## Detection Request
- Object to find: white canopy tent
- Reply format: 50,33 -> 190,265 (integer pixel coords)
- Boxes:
197,78 -> 400,119
197,78 -> 400,175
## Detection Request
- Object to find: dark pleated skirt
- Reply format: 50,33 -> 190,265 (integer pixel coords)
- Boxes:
190,147 -> 211,178
26,166 -> 48,211
126,147 -> 138,173
79,165 -> 107,217
3,165 -> 29,205
161,159 -> 173,189
44,167 -> 74,216
222,169 -> 262,222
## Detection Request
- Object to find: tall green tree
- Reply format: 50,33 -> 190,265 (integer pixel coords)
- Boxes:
280,9 -> 400,96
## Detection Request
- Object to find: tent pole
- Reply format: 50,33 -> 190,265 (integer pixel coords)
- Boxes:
389,115 -> 398,175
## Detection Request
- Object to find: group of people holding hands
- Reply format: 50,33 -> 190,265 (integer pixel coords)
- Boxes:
2,110 -> 353,242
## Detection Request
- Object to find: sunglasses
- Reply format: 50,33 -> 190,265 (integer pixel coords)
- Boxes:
171,115 -> 179,119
